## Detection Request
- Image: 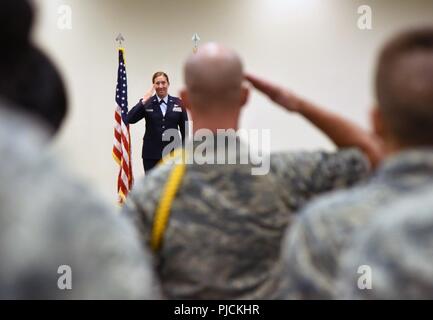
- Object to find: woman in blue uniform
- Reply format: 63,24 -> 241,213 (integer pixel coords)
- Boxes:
126,72 -> 188,173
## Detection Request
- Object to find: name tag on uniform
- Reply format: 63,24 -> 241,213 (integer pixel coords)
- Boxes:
173,107 -> 182,112
146,109 -> 154,112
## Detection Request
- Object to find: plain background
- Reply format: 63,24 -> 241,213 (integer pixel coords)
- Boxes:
31,0 -> 433,205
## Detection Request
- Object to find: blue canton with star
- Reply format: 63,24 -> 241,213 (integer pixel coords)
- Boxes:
116,50 -> 128,123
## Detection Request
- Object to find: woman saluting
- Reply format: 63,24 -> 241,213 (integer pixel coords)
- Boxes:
127,72 -> 188,174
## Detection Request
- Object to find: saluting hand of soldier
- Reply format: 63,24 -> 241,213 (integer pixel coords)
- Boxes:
245,73 -> 302,112
142,84 -> 156,104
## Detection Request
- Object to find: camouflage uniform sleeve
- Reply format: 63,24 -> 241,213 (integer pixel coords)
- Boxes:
280,180 -> 380,299
280,203 -> 343,299
123,162 -> 175,248
337,190 -> 433,299
270,148 -> 370,210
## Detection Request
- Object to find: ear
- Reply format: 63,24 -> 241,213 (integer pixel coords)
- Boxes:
240,84 -> 250,108
180,88 -> 191,111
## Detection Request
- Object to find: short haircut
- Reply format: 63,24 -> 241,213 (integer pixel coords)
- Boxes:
1,0 -> 33,52
152,72 -> 170,84
0,47 -> 68,133
0,0 -> 67,133
376,27 -> 433,146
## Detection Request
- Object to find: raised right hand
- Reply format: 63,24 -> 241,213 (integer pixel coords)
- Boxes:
142,84 -> 156,103
245,73 -> 302,112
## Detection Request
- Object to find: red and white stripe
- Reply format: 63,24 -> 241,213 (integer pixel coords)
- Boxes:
113,105 -> 133,204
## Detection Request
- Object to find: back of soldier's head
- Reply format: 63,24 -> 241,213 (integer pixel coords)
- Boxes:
184,43 -> 244,112
376,27 -> 433,147
1,47 -> 68,134
0,0 -> 33,54
0,0 -> 67,134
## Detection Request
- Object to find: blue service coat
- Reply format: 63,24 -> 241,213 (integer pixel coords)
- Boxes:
126,95 -> 188,159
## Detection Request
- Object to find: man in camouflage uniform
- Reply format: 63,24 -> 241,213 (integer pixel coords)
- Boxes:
280,28 -> 433,299
337,187 -> 433,299
124,43 -> 378,299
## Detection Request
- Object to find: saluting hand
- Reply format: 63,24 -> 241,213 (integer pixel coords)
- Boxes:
245,73 -> 302,112
142,84 -> 156,104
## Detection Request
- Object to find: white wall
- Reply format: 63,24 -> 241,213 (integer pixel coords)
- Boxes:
31,0 -> 433,204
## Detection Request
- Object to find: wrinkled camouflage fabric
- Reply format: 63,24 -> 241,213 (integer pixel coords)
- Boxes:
281,148 -> 433,299
0,105 -> 159,299
337,187 -> 433,299
124,134 -> 369,299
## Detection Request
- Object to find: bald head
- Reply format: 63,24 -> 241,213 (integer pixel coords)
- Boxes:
184,43 -> 244,110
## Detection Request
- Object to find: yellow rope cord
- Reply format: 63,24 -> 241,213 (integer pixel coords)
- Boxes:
150,150 -> 187,251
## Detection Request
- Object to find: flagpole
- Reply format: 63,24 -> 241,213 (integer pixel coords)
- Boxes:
113,33 -> 133,205
192,33 -> 200,53
116,33 -> 125,49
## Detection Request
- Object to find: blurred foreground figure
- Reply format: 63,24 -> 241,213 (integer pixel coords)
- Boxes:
0,104 -> 158,299
124,43 -> 378,299
0,0 -> 158,299
280,27 -> 433,299
0,0 -> 66,133
338,187 -> 433,299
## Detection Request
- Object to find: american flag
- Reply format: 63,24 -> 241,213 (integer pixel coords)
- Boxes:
113,48 -> 133,204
